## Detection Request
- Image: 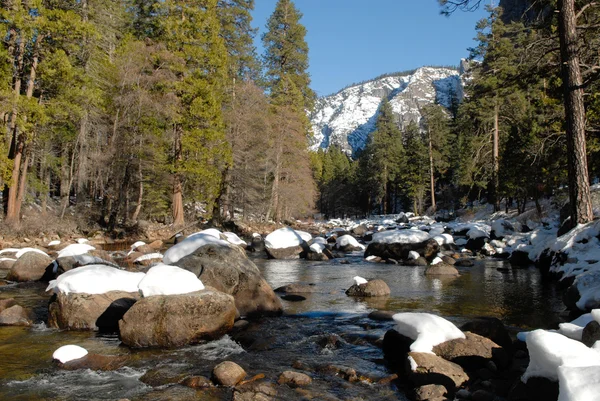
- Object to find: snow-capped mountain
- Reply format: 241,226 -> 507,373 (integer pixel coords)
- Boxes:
309,64 -> 467,156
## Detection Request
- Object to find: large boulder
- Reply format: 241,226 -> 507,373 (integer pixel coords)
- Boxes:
425,263 -> 459,276
119,290 -> 236,348
6,251 -> 53,282
365,239 -> 434,261
264,227 -> 310,260
334,235 -> 364,253
460,317 -> 513,352
0,305 -> 33,326
406,352 -> 469,393
432,331 -> 509,370
345,279 -> 391,297
40,254 -> 119,282
174,243 -> 282,317
48,291 -> 139,331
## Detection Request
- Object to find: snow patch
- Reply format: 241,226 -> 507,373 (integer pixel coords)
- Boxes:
392,312 -> 465,354
46,265 -> 144,295
53,345 -> 88,363
163,234 -> 229,265
138,264 -> 204,297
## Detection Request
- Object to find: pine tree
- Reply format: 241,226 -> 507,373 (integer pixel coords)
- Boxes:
403,122 -> 429,214
421,103 -> 450,212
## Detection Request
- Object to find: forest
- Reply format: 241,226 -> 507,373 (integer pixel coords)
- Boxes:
0,0 -> 599,234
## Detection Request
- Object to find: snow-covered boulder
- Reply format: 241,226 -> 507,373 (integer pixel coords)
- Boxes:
45,265 -> 144,295
334,235 -> 364,252
163,233 -> 229,265
223,232 -> 247,247
558,365 -> 600,401
119,289 -> 236,348
138,264 -> 204,297
345,279 -> 390,297
57,244 -> 96,258
491,219 -> 514,240
172,240 -> 282,317
365,229 -> 439,262
6,251 -> 53,282
392,312 -> 465,354
53,345 -> 88,363
264,227 -> 310,260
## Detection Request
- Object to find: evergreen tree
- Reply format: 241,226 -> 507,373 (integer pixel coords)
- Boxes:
421,103 -> 450,211
403,122 -> 429,214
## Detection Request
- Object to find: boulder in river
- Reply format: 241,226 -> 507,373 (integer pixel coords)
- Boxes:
0,304 -> 33,326
212,361 -> 247,386
119,290 -> 236,348
174,242 -> 282,317
264,227 -> 310,260
406,352 -> 469,393
277,371 -> 312,387
425,263 -> 459,276
345,279 -> 391,297
6,251 -> 53,282
432,331 -> 509,370
48,290 -> 139,331
364,229 -> 434,262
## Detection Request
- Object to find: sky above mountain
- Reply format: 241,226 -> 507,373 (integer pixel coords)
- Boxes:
252,1 -> 489,97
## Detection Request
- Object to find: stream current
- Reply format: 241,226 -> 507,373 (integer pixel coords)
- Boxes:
0,254 -> 565,400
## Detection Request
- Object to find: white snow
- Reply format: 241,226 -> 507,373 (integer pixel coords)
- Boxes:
137,264 -> 204,297
523,329 -> 600,382
264,227 -> 310,249
48,240 -> 61,246
130,241 -> 146,249
163,233 -> 229,265
366,255 -> 378,261
15,248 -> 49,258
52,345 -> 88,363
558,313 -> 594,341
310,243 -> 325,254
467,227 -> 489,240
311,237 -> 328,245
45,265 -> 145,295
408,251 -> 420,260
133,253 -> 163,263
336,235 -> 364,250
188,228 -> 222,240
433,234 -> 454,246
76,238 -> 89,244
371,229 -> 430,245
353,276 -> 368,285
0,248 -> 19,255
558,365 -> 600,401
223,232 -> 247,246
431,257 -> 444,265
57,244 -> 96,258
574,272 -> 600,310
392,312 -> 465,354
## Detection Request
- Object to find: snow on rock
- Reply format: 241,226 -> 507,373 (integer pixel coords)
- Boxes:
311,237 -> 328,245
163,234 -> 229,265
353,276 -> 368,285
392,312 -> 465,354
130,241 -> 146,249
264,227 -> 311,250
53,345 -> 88,363
138,264 -> 204,297
574,271 -> 600,310
558,365 -> 600,401
0,248 -> 19,255
433,234 -> 454,246
408,251 -> 420,260
336,235 -> 365,250
57,243 -> 96,258
431,257 -> 444,265
15,247 -> 49,258
467,227 -> 489,240
45,265 -> 145,295
455,238 -> 468,246
223,232 -> 247,246
558,313 -> 594,341
523,329 -> 600,383
76,238 -> 90,244
133,253 -> 163,263
491,219 -> 514,238
310,243 -> 325,254
189,228 -> 223,239
48,240 -> 61,247
371,229 -> 430,245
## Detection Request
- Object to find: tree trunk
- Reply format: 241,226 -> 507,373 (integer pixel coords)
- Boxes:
428,131 -> 436,212
558,0 -> 593,226
172,126 -> 185,226
492,101 -> 500,212
131,159 -> 143,222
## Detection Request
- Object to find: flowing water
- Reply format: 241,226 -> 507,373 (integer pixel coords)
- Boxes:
0,255 -> 566,400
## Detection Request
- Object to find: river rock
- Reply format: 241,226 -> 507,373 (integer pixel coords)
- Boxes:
509,250 -> 532,267
351,224 -> 369,237
274,284 -> 317,293
461,317 -> 513,352
382,329 -> 414,364
414,384 -> 448,401
119,290 -> 236,348
48,291 -> 139,331
181,376 -> 213,389
466,237 -> 487,253
0,258 -> 15,270
212,361 -> 247,386
455,258 -> 475,267
364,238 -> 432,262
174,243 -> 282,317
345,279 -> 390,297
277,371 -> 312,387
0,298 -> 16,312
6,251 -> 53,282
432,332 -> 508,370
0,305 -> 33,326
582,320 -> 600,347
58,353 -> 128,371
265,245 -> 305,260
407,352 -> 469,392
425,263 -> 459,276
404,257 -> 429,266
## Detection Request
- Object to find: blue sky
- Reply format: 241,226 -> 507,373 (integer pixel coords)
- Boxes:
251,1 -> 489,97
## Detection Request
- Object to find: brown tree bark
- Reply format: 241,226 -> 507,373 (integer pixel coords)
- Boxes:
428,130 -> 437,212
172,126 -> 185,226
558,0 -> 593,225
492,101 -> 500,212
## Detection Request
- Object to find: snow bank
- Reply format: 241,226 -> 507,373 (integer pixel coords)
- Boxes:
336,235 -> 364,250
574,272 -> 600,310
138,264 -> 204,297
558,365 -> 600,401
46,265 -> 145,295
163,234 -> 229,265
392,312 -> 465,354
264,227 -> 310,249
53,345 -> 88,363
57,244 -> 96,258
523,329 -> 600,382
371,229 -> 430,245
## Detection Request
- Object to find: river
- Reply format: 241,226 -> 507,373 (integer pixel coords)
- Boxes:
0,254 -> 565,400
